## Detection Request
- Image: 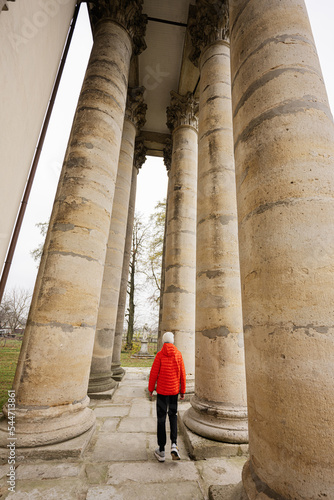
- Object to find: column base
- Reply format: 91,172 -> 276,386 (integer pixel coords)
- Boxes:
111,363 -> 126,381
0,423 -> 95,462
88,372 -> 117,394
183,395 -> 248,443
0,396 -> 95,448
241,459 -> 285,500
185,377 -> 195,396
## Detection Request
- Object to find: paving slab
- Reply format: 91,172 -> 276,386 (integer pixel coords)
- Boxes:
107,460 -> 200,485
128,400 -> 152,418
196,457 -> 247,492
100,418 -> 120,433
86,481 -> 205,500
147,434 -> 191,462
93,406 -> 129,418
209,482 -> 245,500
4,478 -> 87,500
16,463 -> 83,480
118,416 -> 156,433
85,463 -> 108,485
91,432 -> 148,462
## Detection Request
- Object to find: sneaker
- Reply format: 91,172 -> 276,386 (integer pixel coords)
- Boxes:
171,443 -> 181,460
154,448 -> 165,462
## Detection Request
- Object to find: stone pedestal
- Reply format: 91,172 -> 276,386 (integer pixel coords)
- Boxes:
89,88 -> 146,395
0,4 -> 146,448
229,0 -> 334,498
184,1 -> 248,443
161,91 -> 198,392
111,138 -> 147,381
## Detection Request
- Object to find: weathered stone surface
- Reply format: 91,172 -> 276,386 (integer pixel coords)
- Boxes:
16,463 -> 83,480
0,425 -> 95,461
0,18 -> 135,449
89,97 -> 139,395
85,463 -> 108,485
87,482 -> 204,500
209,482 -> 245,500
185,31 -> 247,442
112,165 -> 139,377
128,400 -> 152,418
118,416 -> 156,433
180,412 -> 248,460
91,433 -> 148,462
230,0 -> 334,498
107,461 -> 200,484
100,418 -> 120,433
161,91 -> 198,391
93,406 -> 129,418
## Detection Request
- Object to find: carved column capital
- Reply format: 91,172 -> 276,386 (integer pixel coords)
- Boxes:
166,91 -> 199,132
189,0 -> 229,66
163,137 -> 172,172
125,87 -> 147,130
88,0 -> 147,55
134,137 -> 147,170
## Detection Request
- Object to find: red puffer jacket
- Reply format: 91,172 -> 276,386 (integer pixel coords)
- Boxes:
148,343 -> 186,396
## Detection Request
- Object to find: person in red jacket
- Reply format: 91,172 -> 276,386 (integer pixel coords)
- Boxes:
148,331 -> 186,462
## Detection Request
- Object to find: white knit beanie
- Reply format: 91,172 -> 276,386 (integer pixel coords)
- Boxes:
162,331 -> 174,344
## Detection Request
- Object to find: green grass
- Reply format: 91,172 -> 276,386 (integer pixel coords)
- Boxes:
0,339 -> 21,410
120,341 -> 157,368
0,339 -> 156,410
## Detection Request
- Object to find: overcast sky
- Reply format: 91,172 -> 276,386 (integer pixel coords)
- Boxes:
4,0 -> 334,296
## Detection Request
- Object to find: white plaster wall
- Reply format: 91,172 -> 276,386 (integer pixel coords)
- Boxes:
0,0 -> 76,274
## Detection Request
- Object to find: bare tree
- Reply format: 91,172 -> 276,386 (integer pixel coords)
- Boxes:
0,287 -> 31,336
30,221 -> 49,265
145,199 -> 165,305
125,214 -> 149,350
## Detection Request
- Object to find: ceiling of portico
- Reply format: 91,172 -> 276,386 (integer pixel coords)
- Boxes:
136,0 -> 199,154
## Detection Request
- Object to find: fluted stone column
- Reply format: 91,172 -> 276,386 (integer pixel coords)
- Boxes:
183,0 -> 248,443
0,2 -> 146,448
111,137 -> 147,381
89,88 -> 146,394
161,92 -> 198,392
229,0 -> 334,498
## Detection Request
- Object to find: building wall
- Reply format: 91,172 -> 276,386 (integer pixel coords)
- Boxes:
0,0 -> 76,275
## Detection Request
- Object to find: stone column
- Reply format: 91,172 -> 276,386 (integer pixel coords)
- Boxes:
0,2 -> 146,448
183,0 -> 248,443
157,138 -> 172,352
161,92 -> 198,392
89,88 -> 146,394
229,0 -> 334,497
111,137 -> 147,381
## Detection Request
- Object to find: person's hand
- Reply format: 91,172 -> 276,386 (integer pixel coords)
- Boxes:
180,393 -> 185,400
149,391 -> 153,398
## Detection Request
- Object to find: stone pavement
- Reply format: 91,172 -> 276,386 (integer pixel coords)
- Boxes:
0,367 -> 246,500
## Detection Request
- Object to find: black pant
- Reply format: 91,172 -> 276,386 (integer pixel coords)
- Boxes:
156,393 -> 178,451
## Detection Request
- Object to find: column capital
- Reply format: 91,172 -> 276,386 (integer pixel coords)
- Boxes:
163,137 -> 172,172
189,0 -> 229,67
125,87 -> 147,130
166,91 -> 199,132
134,137 -> 147,170
88,0 -> 147,55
